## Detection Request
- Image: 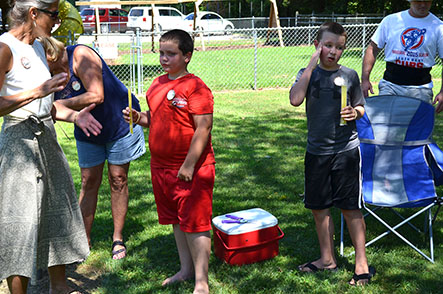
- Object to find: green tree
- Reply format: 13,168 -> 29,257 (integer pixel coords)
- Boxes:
73,0 -> 442,17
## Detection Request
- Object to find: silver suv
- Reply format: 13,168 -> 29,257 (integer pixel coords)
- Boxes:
127,6 -> 184,32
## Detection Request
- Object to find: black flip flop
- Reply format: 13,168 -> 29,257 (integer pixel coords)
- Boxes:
349,265 -> 376,286
298,262 -> 338,273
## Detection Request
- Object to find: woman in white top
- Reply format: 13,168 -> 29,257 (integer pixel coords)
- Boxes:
0,1 -> 102,293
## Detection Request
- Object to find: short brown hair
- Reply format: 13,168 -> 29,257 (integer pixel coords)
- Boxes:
160,29 -> 194,56
316,22 -> 347,43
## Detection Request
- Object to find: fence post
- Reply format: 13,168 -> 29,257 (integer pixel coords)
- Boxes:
295,11 -> 298,27
239,1 -> 241,18
261,0 -> 263,17
253,17 -> 258,90
308,13 -> 312,44
130,32 -> 136,94
67,30 -> 73,46
362,21 -> 366,58
136,28 -> 143,95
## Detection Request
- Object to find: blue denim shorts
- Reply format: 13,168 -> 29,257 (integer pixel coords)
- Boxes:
76,124 -> 146,168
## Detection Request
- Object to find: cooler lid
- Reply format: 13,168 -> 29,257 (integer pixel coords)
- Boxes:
212,208 -> 278,235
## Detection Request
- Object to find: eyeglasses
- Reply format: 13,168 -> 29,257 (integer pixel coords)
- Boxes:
37,8 -> 59,20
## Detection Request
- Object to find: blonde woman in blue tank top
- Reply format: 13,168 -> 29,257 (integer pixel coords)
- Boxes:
41,36 -> 146,261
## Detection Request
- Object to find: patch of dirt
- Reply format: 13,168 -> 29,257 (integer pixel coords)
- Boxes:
0,263 -> 103,294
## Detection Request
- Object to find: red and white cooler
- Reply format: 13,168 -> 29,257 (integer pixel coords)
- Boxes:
212,208 -> 284,265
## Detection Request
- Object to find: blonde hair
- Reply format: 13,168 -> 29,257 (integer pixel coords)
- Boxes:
39,36 -> 65,62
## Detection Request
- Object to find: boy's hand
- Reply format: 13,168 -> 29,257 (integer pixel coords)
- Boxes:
341,106 -> 358,121
178,164 -> 194,182
307,42 -> 322,70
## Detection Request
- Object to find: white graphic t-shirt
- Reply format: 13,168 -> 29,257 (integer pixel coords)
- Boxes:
372,10 -> 443,69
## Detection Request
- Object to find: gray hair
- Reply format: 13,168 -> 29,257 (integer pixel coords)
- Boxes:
8,0 -> 58,28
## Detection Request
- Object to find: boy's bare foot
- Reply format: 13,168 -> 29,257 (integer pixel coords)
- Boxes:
193,284 -> 209,294
162,270 -> 194,286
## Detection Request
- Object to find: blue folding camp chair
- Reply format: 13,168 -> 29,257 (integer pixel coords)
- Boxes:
340,95 -> 443,263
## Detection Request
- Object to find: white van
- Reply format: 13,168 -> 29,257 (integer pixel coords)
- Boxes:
127,6 -> 185,32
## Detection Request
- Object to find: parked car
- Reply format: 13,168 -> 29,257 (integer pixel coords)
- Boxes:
127,6 -> 184,32
184,11 -> 234,34
81,7 -> 128,34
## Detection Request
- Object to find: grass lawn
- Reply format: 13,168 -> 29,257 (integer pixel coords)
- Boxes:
42,89 -> 443,294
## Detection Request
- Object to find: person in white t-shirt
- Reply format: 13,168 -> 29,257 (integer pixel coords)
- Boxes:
361,0 -> 443,111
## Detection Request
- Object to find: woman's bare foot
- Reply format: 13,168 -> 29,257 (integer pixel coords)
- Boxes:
162,270 -> 194,286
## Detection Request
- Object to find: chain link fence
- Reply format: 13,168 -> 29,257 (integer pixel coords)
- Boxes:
74,24 -> 442,95
229,15 -> 386,29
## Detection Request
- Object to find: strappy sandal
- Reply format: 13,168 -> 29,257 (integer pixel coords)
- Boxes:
111,240 -> 127,260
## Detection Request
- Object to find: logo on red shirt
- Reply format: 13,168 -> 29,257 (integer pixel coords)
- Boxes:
170,97 -> 187,108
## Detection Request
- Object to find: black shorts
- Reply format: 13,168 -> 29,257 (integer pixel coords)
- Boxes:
304,147 -> 361,210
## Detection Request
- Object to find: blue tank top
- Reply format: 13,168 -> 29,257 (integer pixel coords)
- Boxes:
54,45 -> 141,144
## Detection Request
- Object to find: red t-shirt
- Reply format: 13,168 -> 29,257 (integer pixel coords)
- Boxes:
147,74 -> 215,169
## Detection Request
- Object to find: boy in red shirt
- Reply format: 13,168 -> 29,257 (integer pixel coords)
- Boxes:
123,29 -> 215,294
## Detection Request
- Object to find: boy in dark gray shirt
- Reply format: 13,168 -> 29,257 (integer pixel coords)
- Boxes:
290,22 -> 374,286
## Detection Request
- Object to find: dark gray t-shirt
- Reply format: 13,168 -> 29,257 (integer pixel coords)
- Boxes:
295,65 -> 365,155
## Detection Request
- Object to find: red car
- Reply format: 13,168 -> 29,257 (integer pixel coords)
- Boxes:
81,7 -> 128,34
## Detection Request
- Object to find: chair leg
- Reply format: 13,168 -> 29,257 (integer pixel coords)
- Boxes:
364,203 -> 435,263
428,208 -> 434,262
431,198 -> 442,225
343,203 -> 435,263
390,208 -> 422,233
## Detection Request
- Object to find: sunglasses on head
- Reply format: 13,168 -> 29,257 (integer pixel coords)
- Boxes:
37,8 -> 59,20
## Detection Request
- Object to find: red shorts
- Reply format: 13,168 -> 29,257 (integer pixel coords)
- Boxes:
151,164 -> 215,233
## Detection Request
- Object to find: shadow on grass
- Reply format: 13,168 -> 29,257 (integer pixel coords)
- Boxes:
51,91 -> 443,293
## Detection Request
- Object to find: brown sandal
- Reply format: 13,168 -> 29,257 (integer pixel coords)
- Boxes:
111,240 -> 127,260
